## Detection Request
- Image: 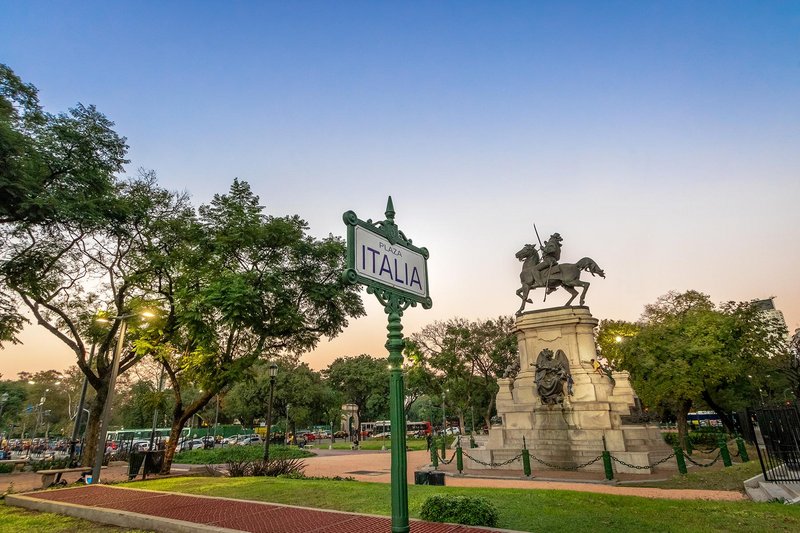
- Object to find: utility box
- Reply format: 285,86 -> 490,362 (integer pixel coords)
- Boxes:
414,471 -> 429,485
428,471 -> 445,486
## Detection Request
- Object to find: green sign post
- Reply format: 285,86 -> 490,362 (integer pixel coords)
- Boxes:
343,197 -> 431,533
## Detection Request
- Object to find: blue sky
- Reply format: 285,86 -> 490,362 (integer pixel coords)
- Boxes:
2,1 -> 799,375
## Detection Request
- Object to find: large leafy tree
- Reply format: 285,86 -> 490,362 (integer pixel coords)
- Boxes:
405,316 -> 517,432
598,290 -> 788,448
4,171 -> 189,466
223,361 -> 334,433
142,179 -> 364,472
0,64 -> 128,346
324,354 -> 389,424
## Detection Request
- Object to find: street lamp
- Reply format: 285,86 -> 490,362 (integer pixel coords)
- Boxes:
33,389 -> 49,440
91,310 -> 154,484
69,339 -> 98,464
441,389 -> 448,457
263,362 -> 278,462
0,392 -> 9,440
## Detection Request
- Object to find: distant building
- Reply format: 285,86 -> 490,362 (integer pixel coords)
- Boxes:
754,297 -> 789,343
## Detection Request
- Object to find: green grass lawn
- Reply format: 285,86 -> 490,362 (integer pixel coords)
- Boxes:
133,476 -> 800,533
628,459 -> 763,492
329,437 -> 430,451
173,444 -> 314,464
0,501 -> 150,532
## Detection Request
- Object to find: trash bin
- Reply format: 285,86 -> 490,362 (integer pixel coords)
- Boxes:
428,471 -> 445,486
144,451 -> 164,474
414,471 -> 430,485
128,451 -> 145,478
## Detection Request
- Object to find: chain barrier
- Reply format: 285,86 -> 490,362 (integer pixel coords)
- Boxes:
436,449 -> 458,465
683,450 -> 722,468
610,452 -> 677,470
461,451 -> 524,468
529,453 -> 604,471
456,443 -> 726,473
694,446 -> 717,454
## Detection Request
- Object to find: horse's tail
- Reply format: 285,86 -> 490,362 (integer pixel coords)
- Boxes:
576,257 -> 606,278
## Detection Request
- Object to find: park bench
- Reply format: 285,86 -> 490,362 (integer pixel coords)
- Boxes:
0,459 -> 29,472
39,466 -> 102,489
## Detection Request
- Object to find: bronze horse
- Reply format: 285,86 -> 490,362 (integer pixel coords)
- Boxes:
515,244 -> 605,315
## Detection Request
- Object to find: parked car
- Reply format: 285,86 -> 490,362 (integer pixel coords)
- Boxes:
132,440 -> 152,452
237,435 -> 262,446
179,438 -> 204,451
333,431 -> 348,439
302,433 -> 316,441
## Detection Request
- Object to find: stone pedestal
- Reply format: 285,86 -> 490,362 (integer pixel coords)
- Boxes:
467,306 -> 673,475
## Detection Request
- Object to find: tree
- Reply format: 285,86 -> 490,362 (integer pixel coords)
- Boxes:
4,172 -> 189,467
324,354 -> 389,424
598,290 -> 788,449
406,317 -> 517,432
789,329 -> 800,401
0,64 -> 128,346
141,179 -> 364,472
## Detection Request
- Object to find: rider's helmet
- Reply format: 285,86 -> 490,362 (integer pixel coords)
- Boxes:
550,233 -> 562,241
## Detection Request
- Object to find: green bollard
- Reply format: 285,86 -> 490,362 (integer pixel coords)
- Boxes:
736,437 -> 749,463
456,444 -> 463,474
674,446 -> 687,474
431,446 -> 438,470
685,437 -> 693,456
718,435 -> 732,467
522,448 -> 532,477
441,436 -> 446,459
602,451 -> 614,481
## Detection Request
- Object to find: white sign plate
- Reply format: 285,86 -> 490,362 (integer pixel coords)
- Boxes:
354,226 -> 428,298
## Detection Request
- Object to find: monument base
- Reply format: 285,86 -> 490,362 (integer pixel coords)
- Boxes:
466,306 -> 673,475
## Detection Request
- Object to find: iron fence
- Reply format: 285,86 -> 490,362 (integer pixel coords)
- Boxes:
747,405 -> 800,482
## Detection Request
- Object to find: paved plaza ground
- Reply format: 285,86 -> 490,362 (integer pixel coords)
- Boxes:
3,447 -> 748,532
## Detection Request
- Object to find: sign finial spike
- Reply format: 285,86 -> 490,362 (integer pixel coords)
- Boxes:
385,196 -> 395,220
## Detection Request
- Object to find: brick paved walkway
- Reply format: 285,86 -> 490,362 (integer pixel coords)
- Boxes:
11,485 -> 509,532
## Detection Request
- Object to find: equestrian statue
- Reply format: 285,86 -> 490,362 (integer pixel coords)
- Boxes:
515,227 -> 605,315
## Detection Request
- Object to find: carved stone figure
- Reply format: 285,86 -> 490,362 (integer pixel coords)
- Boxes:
532,348 -> 570,405
502,359 -> 520,380
515,236 -> 605,314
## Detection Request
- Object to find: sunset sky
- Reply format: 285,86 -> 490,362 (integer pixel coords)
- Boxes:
1,1 -> 798,378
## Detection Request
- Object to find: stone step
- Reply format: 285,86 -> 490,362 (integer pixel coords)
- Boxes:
760,482 -> 794,503
745,485 -> 771,502
779,483 -> 800,503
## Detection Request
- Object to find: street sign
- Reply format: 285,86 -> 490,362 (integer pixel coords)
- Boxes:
343,197 -> 432,309
342,197 -> 431,533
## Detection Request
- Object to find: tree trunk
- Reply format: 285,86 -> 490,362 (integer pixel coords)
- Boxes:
676,399 -> 692,451
160,417 -> 188,474
81,383 -> 108,467
484,395 -> 496,432
700,390 -> 737,434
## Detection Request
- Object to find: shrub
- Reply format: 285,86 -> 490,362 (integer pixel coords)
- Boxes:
226,458 -> 250,477
0,463 -> 14,474
176,444 -> 312,465
226,457 -> 306,477
419,495 -> 498,527
29,458 -> 70,472
662,431 -> 725,449
249,458 -> 306,477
